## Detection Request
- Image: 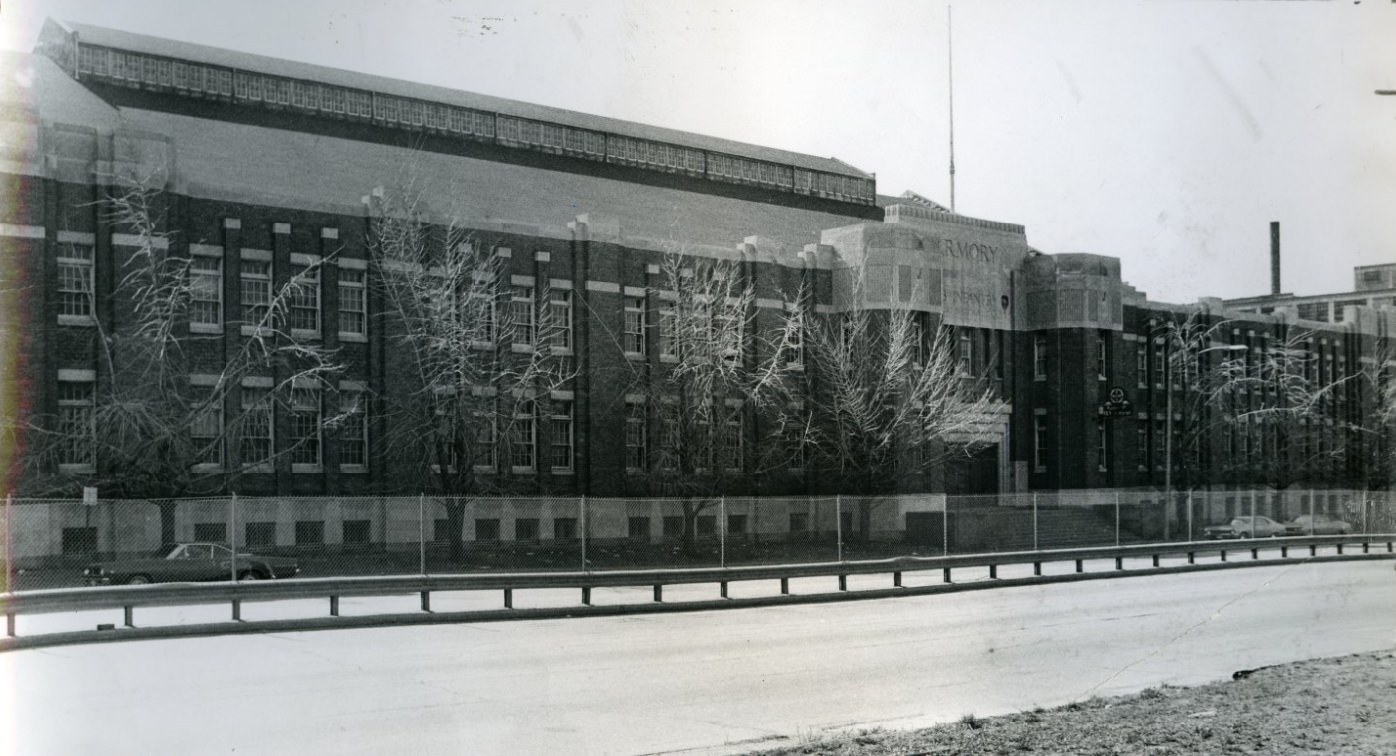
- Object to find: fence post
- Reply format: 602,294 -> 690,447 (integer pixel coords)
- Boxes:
1308,488 -> 1315,535
5,493 -> 12,593
418,493 -> 426,576
1033,492 -> 1039,551
229,493 -> 238,583
720,496 -> 727,568
1187,490 -> 1193,541
942,496 -> 949,556
580,495 -> 588,571
835,495 -> 843,563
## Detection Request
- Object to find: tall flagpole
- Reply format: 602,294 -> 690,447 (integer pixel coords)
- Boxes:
947,5 -> 956,213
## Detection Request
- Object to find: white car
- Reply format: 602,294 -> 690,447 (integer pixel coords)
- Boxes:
1284,514 -> 1352,536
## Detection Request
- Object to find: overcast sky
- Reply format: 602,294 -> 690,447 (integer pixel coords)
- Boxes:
3,0 -> 1393,304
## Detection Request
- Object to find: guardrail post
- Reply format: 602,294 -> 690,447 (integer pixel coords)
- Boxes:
1362,541 -> 1369,554
1309,544 -> 1317,557
893,571 -> 902,587
5,612 -> 13,637
989,564 -> 998,580
418,494 -> 426,577
1336,543 -> 1344,555
943,567 -> 951,583
1151,554 -> 1159,568
330,596 -> 339,617
780,577 -> 789,595
1251,547 -> 1258,560
582,586 -> 591,605
124,605 -> 134,628
420,591 -> 431,612
1115,556 -> 1123,570
1033,561 -> 1041,576
504,588 -> 513,609
1075,559 -> 1083,573
838,574 -> 847,591
231,599 -> 240,622
1187,551 -> 1195,565
580,495 -> 588,571
720,581 -> 728,599
1281,545 -> 1288,558
1220,549 -> 1227,562
653,584 -> 663,603
1032,493 -> 1039,551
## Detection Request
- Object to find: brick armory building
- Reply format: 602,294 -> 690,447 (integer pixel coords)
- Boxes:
2,20 -> 1392,501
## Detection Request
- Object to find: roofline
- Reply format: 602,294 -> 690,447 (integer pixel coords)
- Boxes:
41,18 -> 874,182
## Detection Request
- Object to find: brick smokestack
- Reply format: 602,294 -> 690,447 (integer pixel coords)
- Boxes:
1270,221 -> 1280,295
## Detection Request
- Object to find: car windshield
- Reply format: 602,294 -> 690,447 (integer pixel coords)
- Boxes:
151,544 -> 182,559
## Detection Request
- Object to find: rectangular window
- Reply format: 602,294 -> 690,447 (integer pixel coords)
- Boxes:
1154,341 -> 1166,387
721,415 -> 742,473
1097,422 -> 1108,471
475,518 -> 500,542
290,387 -> 321,469
1096,333 -> 1108,380
240,387 -> 272,468
61,527 -> 97,554
1136,345 -> 1148,389
295,520 -> 325,546
727,514 -> 748,535
658,403 -> 679,471
1033,416 -> 1048,470
1033,334 -> 1047,381
241,259 -> 272,328
290,264 -> 321,334
509,401 -> 536,471
514,518 -> 540,543
1153,425 -> 1166,471
245,522 -> 276,547
189,256 -> 222,328
789,512 -> 809,534
628,516 -> 651,540
474,410 -> 496,471
190,387 -> 224,468
959,330 -> 973,375
549,289 -> 572,350
340,390 -> 368,469
57,379 -> 95,469
512,284 -> 535,348
552,517 -> 577,541
623,296 -> 646,355
193,522 -> 226,543
1135,425 -> 1147,471
625,401 -> 647,471
57,243 -> 94,322
550,400 -> 573,472
658,300 -> 678,359
662,516 -> 684,539
338,267 -> 366,337
343,520 -> 371,544
696,516 -> 716,537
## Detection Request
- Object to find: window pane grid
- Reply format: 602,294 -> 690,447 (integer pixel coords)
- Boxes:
57,244 -> 94,319
550,401 -> 573,471
338,268 -> 366,335
241,260 -> 271,327
290,265 -> 320,333
240,388 -> 272,467
189,256 -> 222,326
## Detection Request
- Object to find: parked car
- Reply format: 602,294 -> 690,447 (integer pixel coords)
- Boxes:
1284,514 -> 1352,536
1203,516 -> 1288,540
83,542 -> 299,586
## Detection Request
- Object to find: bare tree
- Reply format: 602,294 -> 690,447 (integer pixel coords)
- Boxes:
611,253 -> 803,554
367,180 -> 571,563
20,170 -> 349,542
792,266 -> 1006,540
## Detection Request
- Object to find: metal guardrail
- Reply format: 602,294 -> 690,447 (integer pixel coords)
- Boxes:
5,534 -> 1393,647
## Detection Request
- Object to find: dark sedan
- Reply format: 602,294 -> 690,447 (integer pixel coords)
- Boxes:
83,542 -> 299,586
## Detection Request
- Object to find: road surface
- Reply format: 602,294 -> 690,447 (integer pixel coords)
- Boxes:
4,560 -> 1392,755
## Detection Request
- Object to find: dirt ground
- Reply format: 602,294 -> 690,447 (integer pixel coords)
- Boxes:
746,650 -> 1396,755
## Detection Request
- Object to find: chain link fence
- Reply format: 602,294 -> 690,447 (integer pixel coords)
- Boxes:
4,489 -> 1393,591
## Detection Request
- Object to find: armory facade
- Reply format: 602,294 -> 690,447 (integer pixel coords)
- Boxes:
3,20 -> 1392,501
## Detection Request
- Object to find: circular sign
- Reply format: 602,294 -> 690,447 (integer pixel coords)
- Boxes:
1109,387 -> 1126,403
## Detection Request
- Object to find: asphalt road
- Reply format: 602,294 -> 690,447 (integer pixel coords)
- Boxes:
4,561 -> 1392,755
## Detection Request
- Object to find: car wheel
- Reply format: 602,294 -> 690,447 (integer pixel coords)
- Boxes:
237,570 -> 263,581
127,574 -> 152,585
